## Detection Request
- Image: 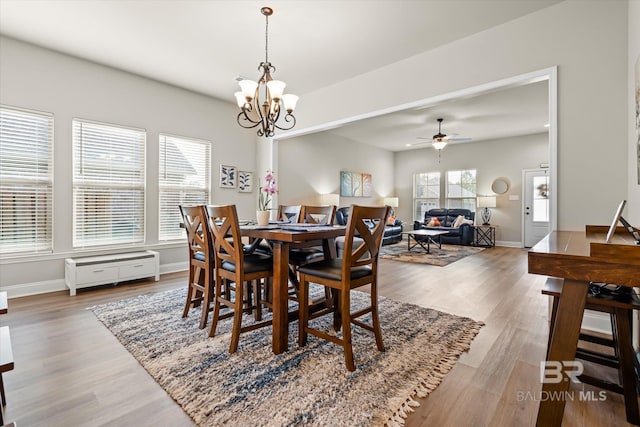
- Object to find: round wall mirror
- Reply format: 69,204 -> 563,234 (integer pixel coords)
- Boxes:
491,178 -> 510,194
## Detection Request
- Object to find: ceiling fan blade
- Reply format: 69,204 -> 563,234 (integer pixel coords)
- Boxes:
416,136 -> 431,140
445,137 -> 473,143
407,140 -> 430,147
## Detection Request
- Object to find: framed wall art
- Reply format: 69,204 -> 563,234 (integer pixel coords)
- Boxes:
219,164 -> 237,188
340,171 -> 372,197
238,171 -> 253,192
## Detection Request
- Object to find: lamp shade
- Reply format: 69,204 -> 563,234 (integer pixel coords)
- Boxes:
282,94 -> 299,112
321,193 -> 340,206
266,80 -> 286,100
238,79 -> 258,99
234,92 -> 246,108
477,196 -> 496,208
432,140 -> 447,150
383,197 -> 399,208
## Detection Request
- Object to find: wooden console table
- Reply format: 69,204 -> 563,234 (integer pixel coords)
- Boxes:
528,225 -> 640,426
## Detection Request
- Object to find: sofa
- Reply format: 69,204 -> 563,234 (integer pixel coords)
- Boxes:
413,208 -> 475,246
335,206 -> 403,246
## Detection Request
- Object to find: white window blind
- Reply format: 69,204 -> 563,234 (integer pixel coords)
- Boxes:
446,169 -> 477,211
159,134 -> 211,241
0,106 -> 54,255
413,172 -> 440,221
73,119 -> 145,248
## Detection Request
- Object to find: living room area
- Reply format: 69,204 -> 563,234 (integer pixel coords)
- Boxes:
0,1 -> 639,426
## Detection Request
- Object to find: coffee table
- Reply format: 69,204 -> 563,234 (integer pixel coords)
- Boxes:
402,229 -> 450,253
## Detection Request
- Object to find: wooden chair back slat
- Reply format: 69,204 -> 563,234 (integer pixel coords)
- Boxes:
277,205 -> 302,223
300,205 -> 337,225
206,205 -> 243,273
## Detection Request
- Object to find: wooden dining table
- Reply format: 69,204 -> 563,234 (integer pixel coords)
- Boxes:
528,225 -> 640,426
241,224 -> 346,354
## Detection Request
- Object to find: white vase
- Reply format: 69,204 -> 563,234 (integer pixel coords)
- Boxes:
256,210 -> 270,226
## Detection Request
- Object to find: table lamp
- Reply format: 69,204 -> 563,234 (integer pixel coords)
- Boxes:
321,193 -> 340,207
477,196 -> 496,225
383,197 -> 399,216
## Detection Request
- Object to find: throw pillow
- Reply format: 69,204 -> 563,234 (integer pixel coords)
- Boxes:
453,215 -> 466,228
387,215 -> 396,226
463,219 -> 474,225
426,217 -> 435,226
432,217 -> 441,226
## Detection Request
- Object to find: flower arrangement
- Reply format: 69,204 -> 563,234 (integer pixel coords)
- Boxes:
258,169 -> 277,211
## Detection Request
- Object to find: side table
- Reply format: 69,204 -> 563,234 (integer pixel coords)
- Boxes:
473,225 -> 496,247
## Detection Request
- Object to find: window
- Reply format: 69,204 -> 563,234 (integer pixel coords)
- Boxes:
413,172 -> 440,221
72,119 -> 145,248
159,134 -> 211,241
0,106 -> 53,255
532,175 -> 550,222
446,169 -> 477,210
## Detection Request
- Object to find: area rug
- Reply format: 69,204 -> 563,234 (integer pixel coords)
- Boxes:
90,287 -> 483,426
380,242 -> 485,266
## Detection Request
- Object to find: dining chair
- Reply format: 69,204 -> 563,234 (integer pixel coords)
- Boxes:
288,205 -> 337,300
277,204 -> 302,223
297,205 -> 390,371
299,204 -> 336,225
205,204 -> 273,353
179,205 -> 214,329
250,204 -> 303,257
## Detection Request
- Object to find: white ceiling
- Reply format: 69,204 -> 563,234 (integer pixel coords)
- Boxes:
325,79 -> 549,151
0,0 -> 557,149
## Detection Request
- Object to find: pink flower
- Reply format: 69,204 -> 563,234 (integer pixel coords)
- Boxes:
258,170 -> 278,211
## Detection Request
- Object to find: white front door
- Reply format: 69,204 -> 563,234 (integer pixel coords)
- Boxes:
523,169 -> 550,247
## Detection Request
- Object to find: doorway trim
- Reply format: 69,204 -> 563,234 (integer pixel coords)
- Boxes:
273,66 -> 558,237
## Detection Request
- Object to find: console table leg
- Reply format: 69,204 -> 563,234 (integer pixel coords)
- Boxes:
536,279 -> 588,427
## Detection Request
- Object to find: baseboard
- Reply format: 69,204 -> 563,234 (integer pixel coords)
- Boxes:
160,262 -> 189,275
0,279 -> 67,299
1,262 -> 189,299
582,310 -> 612,334
546,298 -> 612,335
495,240 -> 522,248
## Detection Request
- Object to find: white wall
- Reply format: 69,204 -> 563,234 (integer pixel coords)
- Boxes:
395,133 -> 548,245
0,36 -> 257,295
277,132 -> 395,207
285,0 -> 628,229
629,0 -> 640,223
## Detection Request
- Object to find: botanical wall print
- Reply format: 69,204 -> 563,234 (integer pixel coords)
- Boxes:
340,171 -> 372,197
219,164 -> 236,188
238,171 -> 253,193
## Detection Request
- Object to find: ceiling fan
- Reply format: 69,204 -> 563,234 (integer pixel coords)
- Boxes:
410,118 -> 472,149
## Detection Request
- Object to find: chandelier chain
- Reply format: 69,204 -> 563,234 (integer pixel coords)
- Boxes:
264,13 -> 269,64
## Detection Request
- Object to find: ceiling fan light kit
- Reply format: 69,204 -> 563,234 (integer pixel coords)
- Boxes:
432,118 -> 447,150
412,118 -> 472,151
235,6 -> 298,137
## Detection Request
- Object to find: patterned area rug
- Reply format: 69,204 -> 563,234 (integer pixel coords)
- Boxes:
380,242 -> 485,266
90,287 -> 483,426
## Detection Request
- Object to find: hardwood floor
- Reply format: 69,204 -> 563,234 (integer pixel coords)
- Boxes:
0,246 -> 635,426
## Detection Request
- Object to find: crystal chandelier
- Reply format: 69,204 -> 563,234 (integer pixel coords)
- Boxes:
234,7 -> 298,138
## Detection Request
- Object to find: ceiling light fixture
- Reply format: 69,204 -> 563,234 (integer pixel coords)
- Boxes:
234,6 -> 298,138
432,118 -> 448,150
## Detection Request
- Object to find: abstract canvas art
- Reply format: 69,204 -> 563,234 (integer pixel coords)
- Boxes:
340,171 -> 372,197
